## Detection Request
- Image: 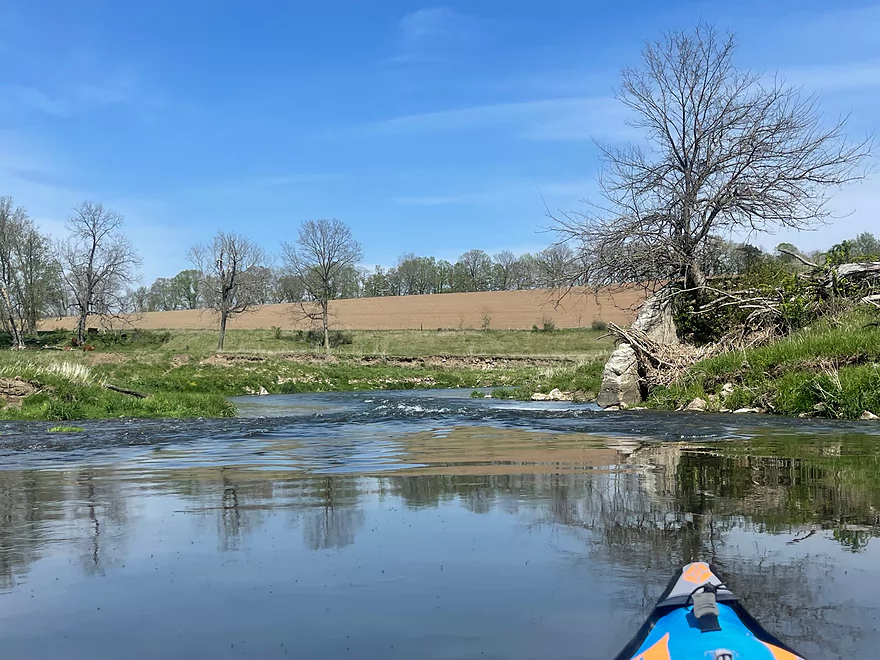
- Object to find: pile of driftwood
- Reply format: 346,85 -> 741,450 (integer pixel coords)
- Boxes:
605,257 -> 880,390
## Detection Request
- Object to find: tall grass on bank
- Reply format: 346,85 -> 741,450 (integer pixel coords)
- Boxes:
0,353 -> 234,421
0,358 -> 98,385
651,311 -> 880,418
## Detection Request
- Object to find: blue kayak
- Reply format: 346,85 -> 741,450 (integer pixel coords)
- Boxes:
614,563 -> 804,660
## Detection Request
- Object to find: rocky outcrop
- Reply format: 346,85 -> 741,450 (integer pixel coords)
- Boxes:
597,289 -> 677,409
0,377 -> 38,408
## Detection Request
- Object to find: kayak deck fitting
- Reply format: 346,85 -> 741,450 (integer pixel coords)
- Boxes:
614,563 -> 805,660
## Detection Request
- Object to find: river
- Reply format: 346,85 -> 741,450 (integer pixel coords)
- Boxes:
1,389 -> 879,659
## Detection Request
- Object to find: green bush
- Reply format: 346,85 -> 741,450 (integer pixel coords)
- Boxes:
590,319 -> 608,331
91,329 -> 172,348
300,329 -> 354,348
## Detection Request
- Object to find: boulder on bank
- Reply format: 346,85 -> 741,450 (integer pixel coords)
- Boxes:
685,397 -> 707,412
861,410 -> 879,421
597,289 -> 677,409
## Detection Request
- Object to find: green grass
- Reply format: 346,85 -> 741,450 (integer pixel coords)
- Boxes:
156,327 -> 612,358
650,310 -> 880,419
2,327 -> 614,420
46,425 -> 85,432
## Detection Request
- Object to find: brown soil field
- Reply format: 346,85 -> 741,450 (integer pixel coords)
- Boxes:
42,287 -> 644,331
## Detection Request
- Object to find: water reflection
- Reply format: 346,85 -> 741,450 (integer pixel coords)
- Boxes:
2,420 -> 880,658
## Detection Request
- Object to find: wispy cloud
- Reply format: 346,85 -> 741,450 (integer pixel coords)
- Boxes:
3,74 -> 165,121
781,60 -> 880,93
360,96 -> 628,141
393,178 -> 594,208
393,7 -> 481,63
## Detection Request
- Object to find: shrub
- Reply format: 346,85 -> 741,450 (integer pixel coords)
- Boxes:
91,329 -> 172,348
302,329 -> 354,348
272,326 -> 283,340
590,319 -> 608,331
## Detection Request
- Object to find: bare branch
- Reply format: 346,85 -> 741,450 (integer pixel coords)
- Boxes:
777,247 -> 820,269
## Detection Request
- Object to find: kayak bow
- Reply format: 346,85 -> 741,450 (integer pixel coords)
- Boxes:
613,563 -> 805,660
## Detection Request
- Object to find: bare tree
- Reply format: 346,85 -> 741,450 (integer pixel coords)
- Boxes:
492,250 -> 520,290
189,231 -> 269,350
536,244 -> 578,289
281,218 -> 362,352
57,202 -> 141,344
0,198 -> 30,348
455,249 -> 493,292
554,23 -> 873,292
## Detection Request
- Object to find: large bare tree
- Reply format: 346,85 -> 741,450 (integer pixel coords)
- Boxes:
281,218 -> 362,352
189,231 -> 269,350
554,23 -> 873,292
58,202 -> 141,344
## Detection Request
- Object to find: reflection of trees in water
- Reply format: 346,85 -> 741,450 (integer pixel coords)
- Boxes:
157,471 -> 365,552
72,468 -> 129,576
302,477 -> 365,550
0,468 -> 129,587
0,470 -> 66,589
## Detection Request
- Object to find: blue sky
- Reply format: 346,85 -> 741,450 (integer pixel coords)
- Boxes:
1,0 -> 878,282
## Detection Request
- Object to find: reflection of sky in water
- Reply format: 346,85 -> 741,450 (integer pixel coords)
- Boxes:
2,390 -> 880,658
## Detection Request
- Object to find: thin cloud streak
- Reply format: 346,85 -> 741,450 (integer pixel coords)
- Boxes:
357,96 -> 630,141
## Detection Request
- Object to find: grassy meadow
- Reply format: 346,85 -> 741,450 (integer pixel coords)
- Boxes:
0,326 -> 612,420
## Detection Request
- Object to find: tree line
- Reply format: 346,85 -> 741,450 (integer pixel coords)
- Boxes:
2,188 -> 878,352
130,243 -> 589,315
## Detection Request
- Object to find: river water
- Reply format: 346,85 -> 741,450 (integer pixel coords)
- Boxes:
2,389 -> 880,659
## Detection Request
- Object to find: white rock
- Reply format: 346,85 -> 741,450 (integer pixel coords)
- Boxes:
720,383 -> 735,398
530,392 -> 549,401
685,397 -> 708,412
732,407 -> 761,414
860,410 -> 879,420
258,386 -> 269,396
547,388 -> 564,401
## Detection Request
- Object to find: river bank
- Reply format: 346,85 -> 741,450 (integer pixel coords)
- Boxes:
0,327 -> 611,420
647,310 -> 880,419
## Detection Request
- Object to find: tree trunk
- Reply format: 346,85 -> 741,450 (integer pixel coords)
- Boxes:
76,309 -> 88,345
685,258 -> 707,291
1,284 -> 24,349
218,311 -> 228,350
322,300 -> 330,353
